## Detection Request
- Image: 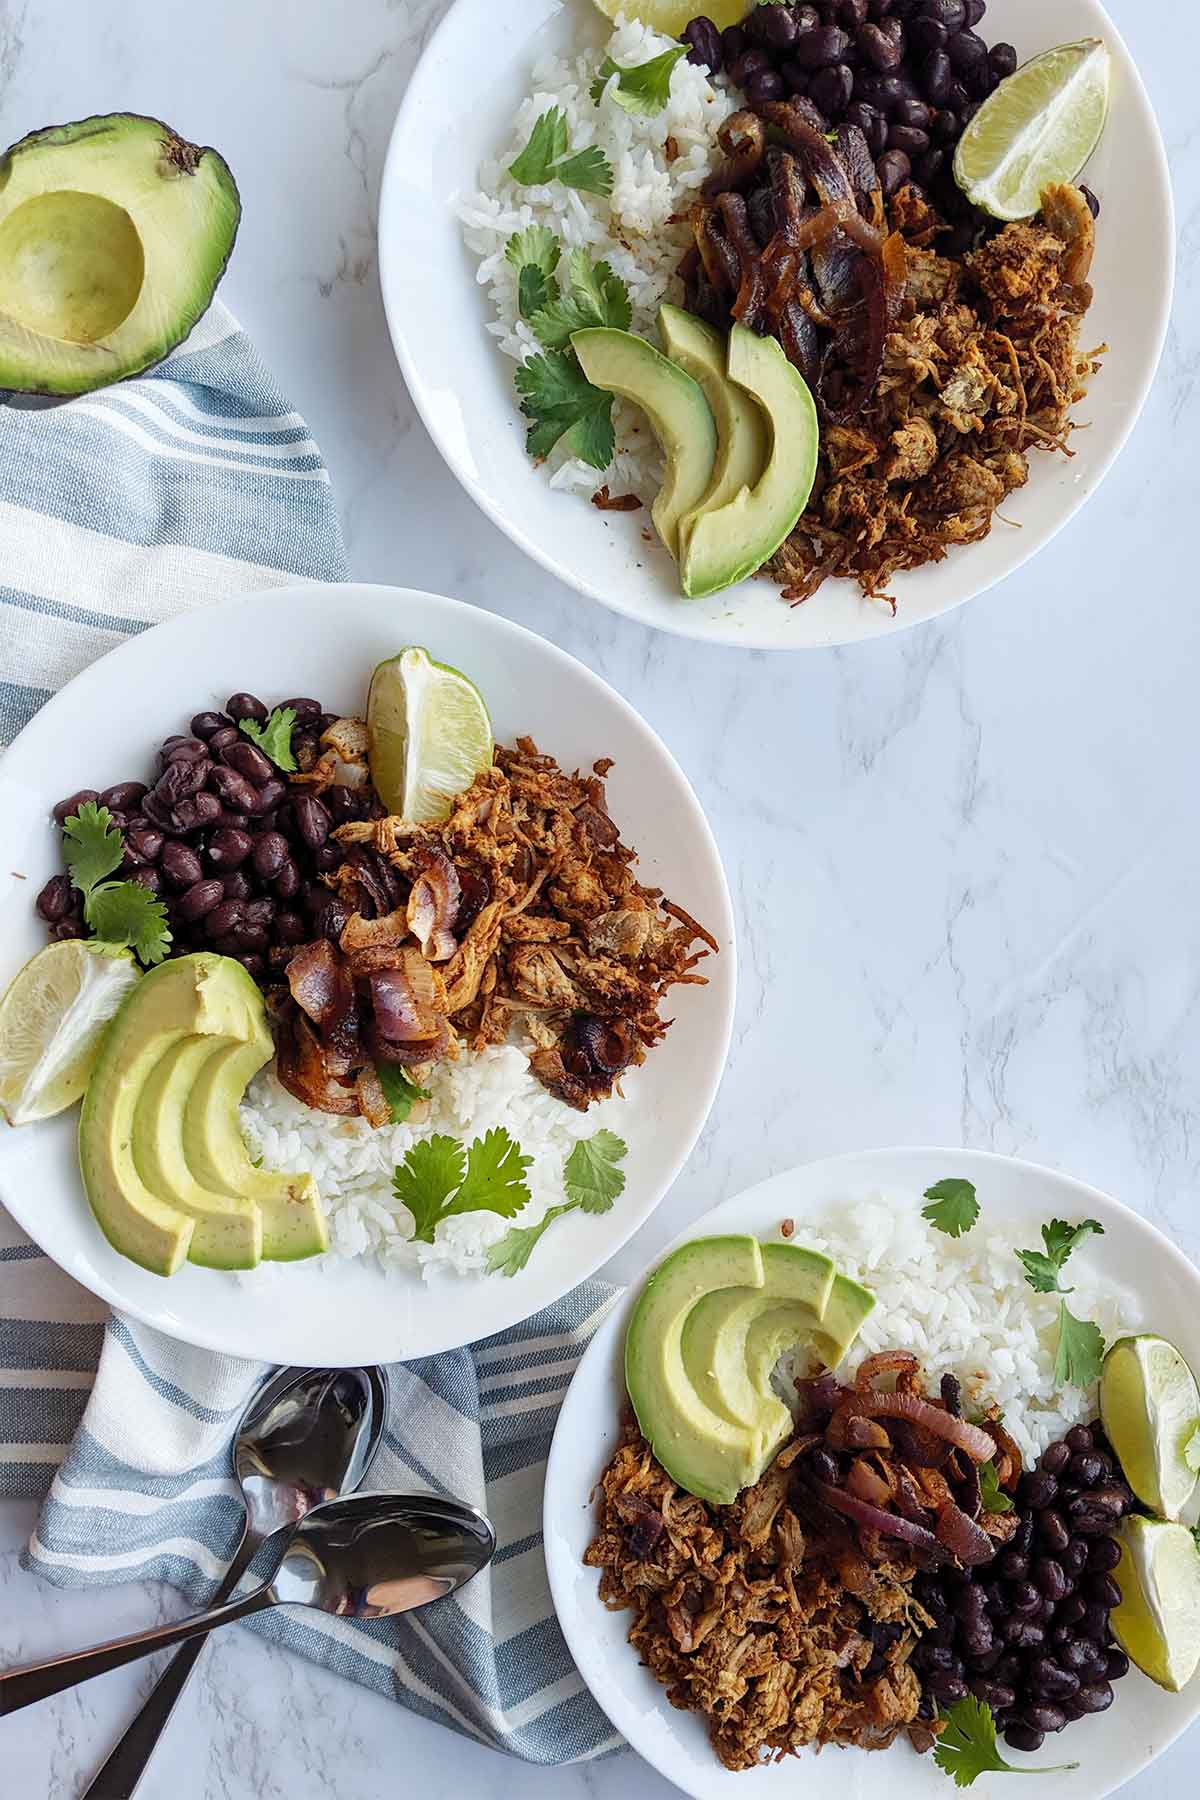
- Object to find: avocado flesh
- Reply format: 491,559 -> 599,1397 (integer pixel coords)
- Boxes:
625,1235 -> 766,1505
657,305 -> 768,559
681,323 -> 819,600
570,326 -> 717,560
184,1038 -> 327,1262
814,1272 -> 877,1367
132,1037 -> 262,1270
681,1243 -> 836,1450
0,113 -> 239,396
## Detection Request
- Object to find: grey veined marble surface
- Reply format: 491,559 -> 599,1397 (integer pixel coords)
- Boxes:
1,0 -> 1198,1794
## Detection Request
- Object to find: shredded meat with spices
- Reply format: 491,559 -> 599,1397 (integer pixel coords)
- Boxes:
768,181 -> 1104,606
586,1416 -> 934,1771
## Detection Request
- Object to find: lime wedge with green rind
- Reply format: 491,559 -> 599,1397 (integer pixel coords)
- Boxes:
367,646 -> 493,824
589,0 -> 750,34
953,38 -> 1110,222
1110,1515 -> 1200,1692
1100,1333 -> 1200,1520
0,939 -> 139,1125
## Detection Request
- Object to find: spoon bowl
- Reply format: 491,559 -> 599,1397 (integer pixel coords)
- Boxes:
270,1493 -> 497,1620
235,1364 -> 388,1536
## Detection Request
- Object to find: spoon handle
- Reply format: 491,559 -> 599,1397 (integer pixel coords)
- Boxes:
0,1583 -> 276,1717
79,1530 -> 269,1800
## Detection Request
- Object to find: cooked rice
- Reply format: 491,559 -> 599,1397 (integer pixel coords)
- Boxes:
240,1044 -> 631,1279
456,15 -> 734,499
778,1198 -> 1139,1464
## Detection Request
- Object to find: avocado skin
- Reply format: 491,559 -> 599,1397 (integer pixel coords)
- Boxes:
0,113 -> 240,397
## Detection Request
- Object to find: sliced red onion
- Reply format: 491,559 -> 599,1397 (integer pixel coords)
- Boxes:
811,1479 -> 945,1560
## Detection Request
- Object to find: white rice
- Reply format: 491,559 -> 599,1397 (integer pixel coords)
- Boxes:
455,15 -> 735,499
777,1199 -> 1141,1463
239,1044 -> 631,1280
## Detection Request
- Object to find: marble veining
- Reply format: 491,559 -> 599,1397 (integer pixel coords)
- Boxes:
2,0 -> 1199,1793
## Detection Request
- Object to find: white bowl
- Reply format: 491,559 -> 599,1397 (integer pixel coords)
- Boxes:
544,1146 -> 1200,1799
0,583 -> 735,1365
379,0 -> 1172,650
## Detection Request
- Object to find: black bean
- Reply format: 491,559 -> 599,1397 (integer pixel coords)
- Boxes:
1029,1658 -> 1080,1701
1064,1424 -> 1093,1454
909,13 -> 945,56
161,842 -> 203,888
274,859 -> 302,900
963,0 -> 985,21
1068,1499 -> 1118,1537
36,874 -> 76,922
730,47 -> 770,84
1085,1572 -> 1121,1611
220,740 -> 274,785
877,147 -> 911,193
210,767 -> 259,814
920,47 -> 951,103
683,15 -> 723,70
745,68 -> 787,106
1038,1511 -> 1070,1555
206,827 -> 253,871
1105,1647 -> 1129,1681
249,831 -> 287,881
791,24 -> 850,68
780,56 -> 811,94
1060,1540 -> 1089,1577
837,0 -> 868,26
892,94 -> 932,128
155,759 -> 209,807
749,3 -> 798,49
858,21 -> 901,69
1002,1618 -> 1044,1650
1039,1441 -> 1071,1476
1005,1722 -> 1045,1753
225,692 -> 268,725
1033,1556 -> 1069,1603
173,793 -> 222,834
1012,1514 -> 1035,1555
100,781 -> 149,811
989,40 -> 1016,80
237,952 -> 266,980
1076,1680 -> 1114,1714
275,909 -> 308,945
961,1621 -> 994,1659
208,724 -> 241,754
1024,1701 -> 1066,1734
311,894 -> 350,942
914,146 -> 944,182
1080,1602 -> 1109,1641
967,1646 -> 1002,1673
947,26 -> 985,75
176,879 -> 225,923
243,896 -> 277,928
130,865 -> 162,896
1067,1452 -> 1103,1487
923,0 -> 964,28
161,736 -> 209,767
140,792 -> 179,834
231,922 -> 269,953
1088,1482 -> 1132,1517
1009,1580 -> 1040,1615
1021,1471 -> 1058,1510
1057,1594 -> 1087,1626
53,789 -> 100,825
313,842 -> 341,872
190,711 -> 231,741
246,777 -> 287,818
323,784 -> 358,823
215,872 -> 249,905
49,919 -> 86,941
997,1550 -> 1028,1582
855,69 -> 905,110
721,23 -> 747,64
205,899 -> 245,939
888,122 -> 929,153
972,1678 -> 1015,1711
1087,1536 -> 1121,1574
809,1446 -> 840,1485
925,1671 -> 968,1705
809,62 -> 853,116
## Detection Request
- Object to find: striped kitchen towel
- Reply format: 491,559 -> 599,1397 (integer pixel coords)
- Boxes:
0,306 -> 624,1761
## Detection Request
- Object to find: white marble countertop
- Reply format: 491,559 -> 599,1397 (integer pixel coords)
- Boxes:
2,0 -> 1199,1794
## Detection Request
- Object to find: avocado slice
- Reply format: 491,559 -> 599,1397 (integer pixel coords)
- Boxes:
570,326 -> 717,559
681,1243 -> 835,1451
681,323 -> 819,600
814,1272 -> 877,1367
657,305 -> 768,558
184,1038 -> 327,1262
625,1235 -> 765,1505
0,114 -> 239,396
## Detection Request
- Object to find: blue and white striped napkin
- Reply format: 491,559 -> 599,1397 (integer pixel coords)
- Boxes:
0,307 -> 623,1761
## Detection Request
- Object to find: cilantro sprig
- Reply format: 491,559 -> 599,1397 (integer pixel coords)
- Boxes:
979,1459 -> 1014,1515
62,802 -> 171,966
505,240 -> 633,470
487,1130 -> 627,1276
376,1063 -> 431,1126
933,1696 -> 1078,1787
393,1128 -> 532,1244
589,45 -> 688,115
1016,1218 -> 1107,1390
529,247 -> 632,351
508,108 -> 613,197
515,350 -> 616,469
505,223 -> 561,321
922,1177 -> 980,1239
239,705 -> 298,772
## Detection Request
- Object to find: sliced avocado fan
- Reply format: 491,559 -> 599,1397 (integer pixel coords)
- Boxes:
0,113 -> 240,396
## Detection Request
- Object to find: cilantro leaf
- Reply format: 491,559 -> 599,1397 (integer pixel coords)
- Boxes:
392,1135 -> 467,1243
62,802 -> 124,900
514,350 -> 615,469
979,1459 -> 1014,1515
1055,1300 -> 1106,1389
375,1062 -> 430,1125
507,107 -> 612,197
1185,1423 -> 1200,1474
85,882 -> 172,966
486,1203 -> 574,1277
564,1129 -> 627,1215
589,45 -> 687,115
933,1696 -> 1078,1788
505,225 -> 560,322
1017,1217 -> 1104,1294
239,706 -> 298,772
921,1177 -> 980,1239
392,1129 -> 530,1244
530,252 -> 632,350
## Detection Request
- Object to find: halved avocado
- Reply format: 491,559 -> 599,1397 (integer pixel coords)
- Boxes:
681,324 -> 819,599
0,113 -> 239,396
815,1273 -> 877,1367
570,326 -> 717,559
657,304 -> 768,558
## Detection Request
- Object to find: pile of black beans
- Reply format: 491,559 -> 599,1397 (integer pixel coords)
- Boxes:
911,1419 -> 1133,1756
37,693 -> 370,984
683,0 -> 1017,212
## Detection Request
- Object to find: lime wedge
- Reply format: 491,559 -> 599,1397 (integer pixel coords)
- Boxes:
367,647 -> 493,824
1110,1515 -> 1200,1692
589,0 -> 750,34
953,38 -> 1110,222
0,939 -> 139,1126
1101,1334 -> 1200,1520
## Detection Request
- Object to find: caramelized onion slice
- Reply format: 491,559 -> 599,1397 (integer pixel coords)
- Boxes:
837,1391 -> 997,1462
811,1480 -> 945,1560
935,1500 -> 997,1566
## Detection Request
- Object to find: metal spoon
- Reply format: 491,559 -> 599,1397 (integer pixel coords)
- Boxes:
79,1363 -> 386,1799
0,1492 -> 495,1715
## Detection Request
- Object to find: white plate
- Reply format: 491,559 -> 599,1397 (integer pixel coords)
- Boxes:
0,583 -> 735,1366
544,1146 -> 1200,1799
379,0 -> 1172,651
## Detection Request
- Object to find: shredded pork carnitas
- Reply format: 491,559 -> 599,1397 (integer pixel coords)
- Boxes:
586,1355 -> 1019,1772
272,733 -> 717,1118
